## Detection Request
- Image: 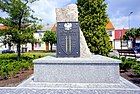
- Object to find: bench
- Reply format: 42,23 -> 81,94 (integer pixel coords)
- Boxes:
117,49 -> 139,59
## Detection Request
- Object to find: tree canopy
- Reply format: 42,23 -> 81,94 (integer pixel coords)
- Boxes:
124,28 -> 140,40
77,0 -> 112,55
42,30 -> 56,51
0,0 -> 40,58
123,28 -> 140,47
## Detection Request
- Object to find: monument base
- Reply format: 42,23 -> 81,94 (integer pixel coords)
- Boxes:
0,55 -> 139,94
0,76 -> 139,94
33,55 -> 120,83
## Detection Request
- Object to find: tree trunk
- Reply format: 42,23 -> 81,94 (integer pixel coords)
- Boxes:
132,38 -> 136,48
8,43 -> 11,50
17,42 -> 21,59
45,42 -> 49,51
31,43 -> 34,51
50,43 -> 53,51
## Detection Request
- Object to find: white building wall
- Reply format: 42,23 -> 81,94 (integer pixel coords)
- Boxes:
136,39 -> 140,43
114,40 -> 132,49
34,42 -> 46,50
106,30 -> 115,42
106,30 -> 115,49
128,41 -> 132,48
27,43 -> 32,51
26,32 -> 46,51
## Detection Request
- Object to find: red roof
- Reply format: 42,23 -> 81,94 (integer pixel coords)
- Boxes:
0,25 -> 8,30
115,29 -> 127,39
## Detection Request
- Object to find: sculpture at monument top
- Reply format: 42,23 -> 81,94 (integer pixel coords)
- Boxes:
56,4 -> 92,58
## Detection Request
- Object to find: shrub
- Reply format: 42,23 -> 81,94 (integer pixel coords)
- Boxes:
0,52 -> 47,80
0,54 -> 17,60
0,65 -> 9,79
132,62 -> 140,75
119,57 -> 136,71
110,56 -> 120,60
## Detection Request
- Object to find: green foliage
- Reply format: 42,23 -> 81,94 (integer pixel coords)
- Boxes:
123,28 -> 140,48
42,30 -> 57,51
0,54 -> 17,60
124,28 -> 140,40
0,0 -> 41,58
77,0 -> 112,55
110,56 -> 120,60
132,62 -> 140,75
120,57 -> 135,71
111,56 -> 140,75
0,53 -> 46,80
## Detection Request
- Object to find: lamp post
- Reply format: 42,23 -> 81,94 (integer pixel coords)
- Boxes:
128,12 -> 133,49
119,30 -> 123,51
128,12 -> 133,29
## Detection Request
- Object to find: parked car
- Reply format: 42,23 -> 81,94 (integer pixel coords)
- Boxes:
2,49 -> 15,54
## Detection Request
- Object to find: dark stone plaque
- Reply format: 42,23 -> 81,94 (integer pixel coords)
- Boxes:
57,22 -> 80,57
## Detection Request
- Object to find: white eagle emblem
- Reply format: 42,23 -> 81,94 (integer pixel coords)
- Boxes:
64,23 -> 72,31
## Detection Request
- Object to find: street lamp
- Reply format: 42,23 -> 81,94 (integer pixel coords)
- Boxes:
128,12 -> 133,29
119,30 -> 122,50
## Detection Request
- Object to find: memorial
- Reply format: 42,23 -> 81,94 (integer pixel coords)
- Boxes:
0,4 -> 139,94
57,22 -> 80,57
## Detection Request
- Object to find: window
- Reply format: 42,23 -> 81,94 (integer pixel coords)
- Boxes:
108,31 -> 112,36
35,43 -> 37,48
39,43 -> 41,47
121,40 -> 128,47
39,33 -> 42,37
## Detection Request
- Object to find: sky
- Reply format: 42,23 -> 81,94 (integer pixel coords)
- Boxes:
0,0 -> 140,29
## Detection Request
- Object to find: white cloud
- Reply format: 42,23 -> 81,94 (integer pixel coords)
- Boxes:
110,11 -> 140,29
30,0 -> 74,26
107,0 -> 140,29
111,16 -> 129,29
0,10 -> 8,18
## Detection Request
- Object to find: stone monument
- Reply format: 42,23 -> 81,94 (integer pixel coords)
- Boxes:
56,4 -> 91,58
0,4 -> 139,94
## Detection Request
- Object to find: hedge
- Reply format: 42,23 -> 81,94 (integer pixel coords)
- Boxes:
0,53 -> 47,80
111,56 -> 140,75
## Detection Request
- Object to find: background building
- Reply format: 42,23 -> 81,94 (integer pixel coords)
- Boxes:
1,20 -> 136,52
106,20 -> 115,49
114,29 -> 132,50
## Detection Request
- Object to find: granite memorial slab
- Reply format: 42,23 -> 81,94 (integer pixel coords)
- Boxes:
57,22 -> 80,57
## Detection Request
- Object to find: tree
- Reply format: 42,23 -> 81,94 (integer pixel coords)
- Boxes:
124,28 -> 140,47
2,35 -> 13,50
42,31 -> 56,51
0,0 -> 40,59
77,0 -> 112,55
26,24 -> 42,51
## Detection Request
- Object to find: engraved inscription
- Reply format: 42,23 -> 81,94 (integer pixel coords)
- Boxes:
57,22 -> 80,57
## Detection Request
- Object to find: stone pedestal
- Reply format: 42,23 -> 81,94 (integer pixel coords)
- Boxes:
16,55 -> 140,94
33,55 -> 120,83
0,55 -> 139,94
